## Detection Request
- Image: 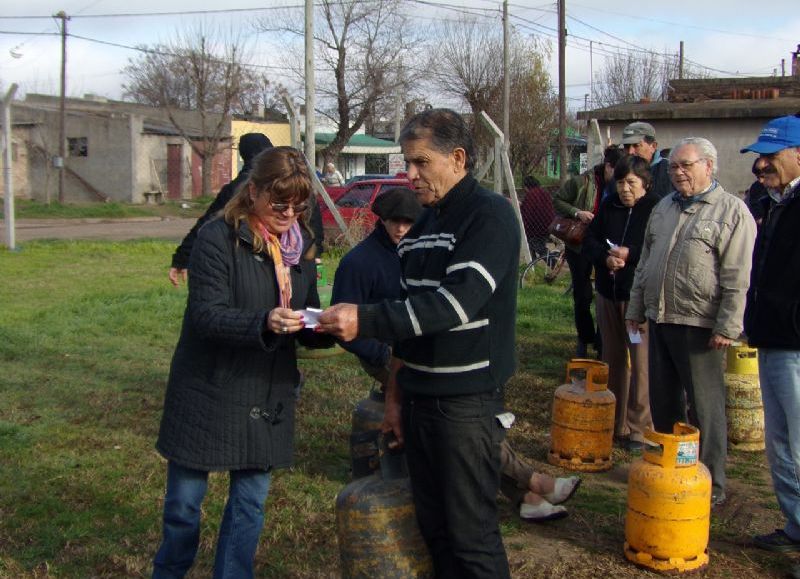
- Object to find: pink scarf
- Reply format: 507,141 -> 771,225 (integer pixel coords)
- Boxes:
254,220 -> 303,309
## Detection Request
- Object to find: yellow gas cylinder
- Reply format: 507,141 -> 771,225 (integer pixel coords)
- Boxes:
548,359 -> 615,472
336,444 -> 433,578
725,343 -> 765,451
624,423 -> 711,574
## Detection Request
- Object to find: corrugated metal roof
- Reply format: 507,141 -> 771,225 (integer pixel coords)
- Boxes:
578,98 -> 800,121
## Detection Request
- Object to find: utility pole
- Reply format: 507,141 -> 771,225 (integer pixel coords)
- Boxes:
2,84 -> 19,250
304,0 -> 315,170
679,40 -> 684,79
558,0 -> 567,184
502,0 -> 510,150
56,10 -> 69,203
589,40 -> 593,110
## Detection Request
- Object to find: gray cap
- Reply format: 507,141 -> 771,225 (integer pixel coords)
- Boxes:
621,122 -> 656,145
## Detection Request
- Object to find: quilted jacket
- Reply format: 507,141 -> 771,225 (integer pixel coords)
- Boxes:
157,217 -> 332,471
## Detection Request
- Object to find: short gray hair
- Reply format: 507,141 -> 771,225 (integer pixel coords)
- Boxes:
670,137 -> 718,176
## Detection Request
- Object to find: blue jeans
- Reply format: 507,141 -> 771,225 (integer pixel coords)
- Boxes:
759,349 -> 800,541
402,388 -> 510,579
152,462 -> 272,579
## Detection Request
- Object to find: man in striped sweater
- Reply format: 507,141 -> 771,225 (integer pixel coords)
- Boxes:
320,108 -> 520,579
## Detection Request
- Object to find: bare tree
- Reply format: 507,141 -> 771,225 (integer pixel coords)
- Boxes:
263,0 -> 416,164
122,26 -> 252,196
592,49 -> 707,108
430,18 -> 558,175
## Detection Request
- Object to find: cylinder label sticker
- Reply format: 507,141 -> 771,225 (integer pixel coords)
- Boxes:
676,441 -> 699,466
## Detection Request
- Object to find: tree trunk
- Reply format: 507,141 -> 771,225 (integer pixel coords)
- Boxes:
201,153 -> 213,197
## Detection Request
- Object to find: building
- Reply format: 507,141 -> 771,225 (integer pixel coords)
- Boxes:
2,94 -> 289,204
578,46 -> 800,195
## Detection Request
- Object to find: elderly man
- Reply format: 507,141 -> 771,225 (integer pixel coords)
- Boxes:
741,114 -> 800,552
319,108 -> 519,578
626,137 -> 756,507
621,121 -> 672,198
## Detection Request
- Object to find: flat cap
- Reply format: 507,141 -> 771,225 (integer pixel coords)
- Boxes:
371,187 -> 423,222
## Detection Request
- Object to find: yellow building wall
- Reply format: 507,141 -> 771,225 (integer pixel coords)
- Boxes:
230,120 -> 292,172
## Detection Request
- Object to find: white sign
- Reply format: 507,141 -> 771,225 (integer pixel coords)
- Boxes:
389,153 -> 406,175
579,152 -> 588,174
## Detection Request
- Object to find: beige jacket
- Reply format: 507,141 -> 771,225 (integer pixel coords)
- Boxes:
626,183 -> 756,338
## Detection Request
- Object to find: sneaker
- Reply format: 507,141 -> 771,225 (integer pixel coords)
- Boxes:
753,529 -> 800,552
519,500 -> 568,522
711,492 -> 727,508
543,476 -> 581,505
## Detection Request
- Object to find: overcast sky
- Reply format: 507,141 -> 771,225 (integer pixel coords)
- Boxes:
1,0 -> 798,111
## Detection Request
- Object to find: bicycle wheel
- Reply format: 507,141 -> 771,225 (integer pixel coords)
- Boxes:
519,257 -> 548,289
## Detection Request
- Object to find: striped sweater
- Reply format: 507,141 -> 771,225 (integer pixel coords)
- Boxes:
358,175 -> 520,396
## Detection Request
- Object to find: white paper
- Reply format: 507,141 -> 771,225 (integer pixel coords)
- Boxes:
297,308 -> 322,328
495,412 -> 516,429
628,329 -> 642,344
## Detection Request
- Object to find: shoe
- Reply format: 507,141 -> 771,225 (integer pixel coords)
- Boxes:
625,440 -> 644,452
753,529 -> 800,552
711,492 -> 727,508
543,476 -> 581,505
520,500 -> 568,522
575,341 -> 588,358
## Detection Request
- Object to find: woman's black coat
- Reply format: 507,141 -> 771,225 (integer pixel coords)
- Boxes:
582,191 -> 660,302
157,217 -> 332,471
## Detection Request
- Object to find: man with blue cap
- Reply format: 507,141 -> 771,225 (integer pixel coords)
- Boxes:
741,113 -> 800,554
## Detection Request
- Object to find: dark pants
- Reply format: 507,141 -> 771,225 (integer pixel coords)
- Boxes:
402,388 -> 510,579
565,247 -> 597,346
648,321 -> 727,495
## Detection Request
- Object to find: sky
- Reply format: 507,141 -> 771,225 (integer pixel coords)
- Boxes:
0,0 -> 798,112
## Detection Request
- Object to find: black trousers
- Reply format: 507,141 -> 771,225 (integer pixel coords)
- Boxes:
402,388 -> 510,579
565,246 -> 597,346
648,322 -> 727,495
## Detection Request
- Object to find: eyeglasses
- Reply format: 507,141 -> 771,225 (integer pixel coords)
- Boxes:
268,201 -> 309,214
668,159 -> 706,172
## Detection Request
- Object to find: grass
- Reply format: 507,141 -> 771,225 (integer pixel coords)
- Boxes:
0,240 -> 788,578
1,198 -> 213,220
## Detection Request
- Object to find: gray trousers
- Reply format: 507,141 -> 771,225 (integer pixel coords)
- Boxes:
648,321 -> 727,495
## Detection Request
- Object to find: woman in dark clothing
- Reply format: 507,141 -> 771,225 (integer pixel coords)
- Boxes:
583,155 -> 659,452
153,147 -> 333,579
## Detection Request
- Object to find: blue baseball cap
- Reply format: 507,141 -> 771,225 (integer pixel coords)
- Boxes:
740,115 -> 800,154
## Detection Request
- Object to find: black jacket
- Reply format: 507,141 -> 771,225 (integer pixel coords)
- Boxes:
744,181 -> 800,348
157,217 -> 332,471
359,175 -> 520,396
651,158 -> 673,199
583,191 -> 660,302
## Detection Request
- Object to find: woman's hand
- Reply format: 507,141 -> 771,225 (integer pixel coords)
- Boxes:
609,245 -> 629,261
267,307 -> 304,335
575,210 -> 594,223
605,255 -> 626,271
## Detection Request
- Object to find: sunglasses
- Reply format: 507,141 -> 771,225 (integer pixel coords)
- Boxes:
268,201 -> 309,214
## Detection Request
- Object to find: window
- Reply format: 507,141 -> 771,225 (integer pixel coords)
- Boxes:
337,184 -> 376,208
68,137 -> 88,157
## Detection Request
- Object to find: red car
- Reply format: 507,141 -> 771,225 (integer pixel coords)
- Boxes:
319,177 -> 413,228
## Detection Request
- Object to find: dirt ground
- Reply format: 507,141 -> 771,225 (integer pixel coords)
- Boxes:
1,217 -> 195,243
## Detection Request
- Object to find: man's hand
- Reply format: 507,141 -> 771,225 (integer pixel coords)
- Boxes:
168,267 -> 187,287
381,357 -> 405,448
575,210 -> 594,224
317,303 -> 359,341
625,320 -> 643,335
708,334 -> 732,350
